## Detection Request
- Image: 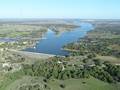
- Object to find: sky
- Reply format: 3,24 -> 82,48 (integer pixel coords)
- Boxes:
0,0 -> 119,19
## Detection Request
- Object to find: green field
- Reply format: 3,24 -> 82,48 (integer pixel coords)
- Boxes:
1,76 -> 120,90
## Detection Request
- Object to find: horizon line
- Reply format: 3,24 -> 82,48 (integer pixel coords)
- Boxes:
0,18 -> 120,20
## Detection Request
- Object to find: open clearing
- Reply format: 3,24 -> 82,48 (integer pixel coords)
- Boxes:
3,76 -> 120,90
96,55 -> 120,64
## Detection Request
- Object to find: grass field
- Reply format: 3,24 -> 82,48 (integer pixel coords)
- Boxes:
1,75 -> 120,90
48,77 -> 120,90
96,55 -> 120,64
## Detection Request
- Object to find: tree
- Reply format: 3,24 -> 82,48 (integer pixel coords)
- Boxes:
93,59 -> 102,66
60,84 -> 66,88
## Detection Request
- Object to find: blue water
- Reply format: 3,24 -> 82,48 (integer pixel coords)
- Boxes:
25,23 -> 93,55
0,38 -> 18,42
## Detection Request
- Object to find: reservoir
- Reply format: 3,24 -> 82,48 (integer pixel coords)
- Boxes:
25,23 -> 93,56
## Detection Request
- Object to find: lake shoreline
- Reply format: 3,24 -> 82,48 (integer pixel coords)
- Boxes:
25,23 -> 93,55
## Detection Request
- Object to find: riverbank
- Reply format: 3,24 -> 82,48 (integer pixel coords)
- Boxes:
0,23 -> 78,49
62,48 -> 79,52
0,22 -> 79,63
63,21 -> 120,64
8,49 -> 55,59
